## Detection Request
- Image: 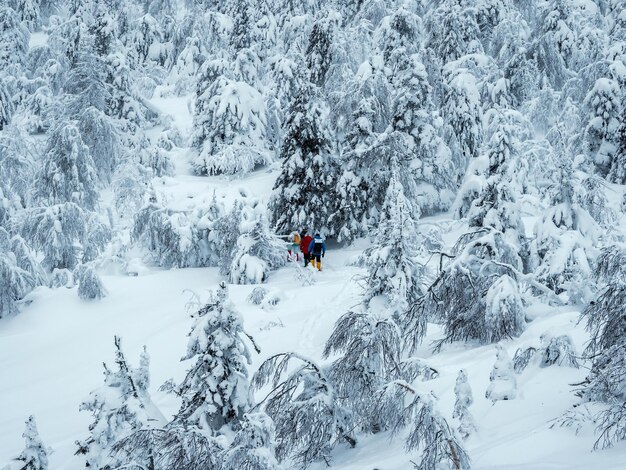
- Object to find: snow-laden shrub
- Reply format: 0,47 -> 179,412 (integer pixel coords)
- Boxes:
513,334 -> 579,373
140,145 -> 175,177
486,344 -> 517,402
454,370 -> 477,439
222,413 -> 279,470
22,202 -> 110,271
75,264 -> 107,300
247,286 -> 268,305
132,197 -> 225,269
230,206 -> 286,285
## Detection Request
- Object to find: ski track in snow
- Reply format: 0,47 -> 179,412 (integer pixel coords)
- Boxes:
2,90 -> 626,470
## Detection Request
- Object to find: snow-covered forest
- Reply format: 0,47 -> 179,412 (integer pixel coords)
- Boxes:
1,0 -> 626,468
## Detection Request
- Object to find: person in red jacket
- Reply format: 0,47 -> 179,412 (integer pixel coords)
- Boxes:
300,231 -> 313,268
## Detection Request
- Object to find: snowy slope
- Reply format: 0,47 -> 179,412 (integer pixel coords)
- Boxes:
2,89 -> 626,467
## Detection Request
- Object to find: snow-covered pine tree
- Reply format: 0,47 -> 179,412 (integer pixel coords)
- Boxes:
221,412 -> 279,470
75,264 -> 107,300
174,283 -> 252,431
486,344 -> 517,402
230,206 -> 286,285
467,122 -> 524,245
16,415 -> 49,470
76,336 -> 153,469
192,75 -> 271,176
33,122 -> 99,210
252,352 -> 355,466
373,381 -> 470,470
453,369 -> 477,439
268,89 -> 339,236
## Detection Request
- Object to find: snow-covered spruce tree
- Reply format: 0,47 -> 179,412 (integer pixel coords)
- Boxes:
323,309 -> 402,434
64,51 -> 112,118
387,52 -> 454,215
608,109 -> 626,183
426,0 -> 481,64
230,206 -> 286,285
583,78 -> 622,177
75,264 -> 107,300
0,77 -> 14,130
213,200 -> 243,275
306,13 -> 337,87
76,336 -> 153,469
16,415 -> 49,470
0,4 -> 29,71
486,344 -> 517,402
269,90 -> 339,236
362,166 -> 422,321
252,352 -> 355,467
222,412 -> 280,470
453,369 -> 476,439
174,283 -> 252,431
33,122 -> 99,210
192,75 -> 271,176
576,245 -> 626,448
373,381 -> 470,470
466,122 -> 524,246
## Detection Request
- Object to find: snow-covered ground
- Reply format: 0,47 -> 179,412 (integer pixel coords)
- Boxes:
2,90 -> 626,470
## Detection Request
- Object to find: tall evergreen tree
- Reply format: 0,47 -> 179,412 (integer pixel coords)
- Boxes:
269,90 -> 339,236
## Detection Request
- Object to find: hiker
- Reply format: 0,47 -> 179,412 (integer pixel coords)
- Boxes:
288,230 -> 301,261
308,233 -> 326,271
300,231 -> 313,267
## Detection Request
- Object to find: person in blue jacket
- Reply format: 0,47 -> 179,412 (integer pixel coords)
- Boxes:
308,233 -> 326,271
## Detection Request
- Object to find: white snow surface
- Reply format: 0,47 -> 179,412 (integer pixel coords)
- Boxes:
2,96 -> 626,470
